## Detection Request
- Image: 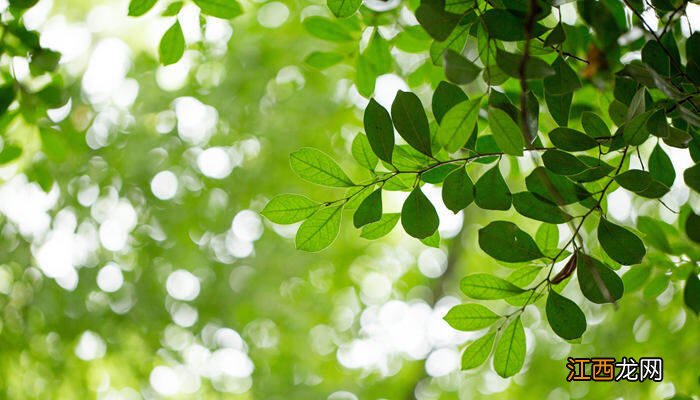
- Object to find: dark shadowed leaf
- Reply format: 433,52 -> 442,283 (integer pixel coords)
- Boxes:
353,189 -> 382,228
401,187 -> 439,238
546,290 -> 587,340
432,81 -> 468,124
598,218 -> 646,265
391,91 -> 432,156
684,272 -> 700,315
363,99 -> 395,163
577,252 -> 624,303
474,165 -> 511,210
478,221 -> 544,262
442,167 -> 474,213
444,49 -> 481,84
513,192 -> 572,224
549,127 -> 598,151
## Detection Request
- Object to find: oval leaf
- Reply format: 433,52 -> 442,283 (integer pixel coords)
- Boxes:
493,316 -> 526,378
598,218 -> 646,265
290,148 -> 355,187
478,221 -> 544,262
391,91 -> 432,156
462,332 -> 496,370
488,107 -> 524,156
444,304 -> 501,331
262,194 -> 320,224
460,273 -> 526,299
546,290 -> 587,340
474,165 -> 511,210
295,205 -> 343,252
442,167 -> 474,213
364,99 -> 395,163
577,252 -> 624,304
353,189 -> 382,228
401,187 -> 439,239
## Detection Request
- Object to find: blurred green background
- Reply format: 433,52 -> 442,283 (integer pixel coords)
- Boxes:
0,0 -> 697,398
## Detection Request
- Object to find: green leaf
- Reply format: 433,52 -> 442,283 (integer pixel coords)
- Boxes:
496,48 -> 555,79
536,223 -> 559,252
622,110 -> 653,146
353,189 -> 382,228
549,127 -> 598,151
577,252 -> 624,303
684,272 -> 700,315
526,167 -> 590,205
365,31 -> 392,75
474,165 -> 511,210
482,9 -> 547,41
513,192 -> 572,224
685,212 -> 700,243
391,91 -> 432,156
422,164 -> 459,184
303,17 -> 353,42
401,187 -> 439,239
415,0 -> 462,41
444,304 -> 501,331
290,148 -> 355,187
493,316 -> 526,378
622,265 -> 652,292
478,221 -> 544,263
488,107 -> 523,156
432,81 -> 467,124
542,149 -> 588,176
421,230 -> 440,248
543,56 -> 581,95
460,273 -> 526,299
437,98 -> 481,153
327,0 -> 361,18
598,218 -> 646,265
361,213 -> 400,239
442,167 -> 474,213
363,99 -> 394,163
351,133 -> 378,170
193,0 -> 242,18
684,163 -> 700,193
159,21 -> 185,66
0,85 -> 16,115
295,205 -> 343,252
0,144 -> 22,164
355,54 -> 376,97
546,290 -> 587,340
545,91 -> 572,127
614,169 -> 652,193
461,332 -> 496,370
261,194 -> 321,224
581,112 -> 610,138
444,49 -> 481,84
128,0 -> 157,16
543,22 -> 565,47
508,266 -> 543,287
304,52 -> 344,69
644,274 -> 670,299
162,1 -> 184,16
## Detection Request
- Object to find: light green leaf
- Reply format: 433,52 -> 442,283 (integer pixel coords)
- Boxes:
460,273 -> 526,299
303,16 -> 353,42
193,0 -> 242,18
159,21 -> 185,66
361,213 -> 400,239
327,0 -> 361,18
128,0 -> 157,16
290,148 -> 355,187
444,304 -> 501,331
437,98 -> 481,153
261,194 -> 321,224
295,205 -> 343,252
305,52 -> 344,69
462,332 -> 496,370
351,133 -> 378,170
488,107 -> 523,156
493,316 -> 526,378
432,81 -> 468,124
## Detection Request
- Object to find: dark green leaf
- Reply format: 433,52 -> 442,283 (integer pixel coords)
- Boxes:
391,91 -> 432,156
685,212 -> 700,243
415,0 -> 462,41
353,189 -> 382,228
193,0 -> 242,18
622,110 -> 653,146
327,0 -> 361,18
496,48 -> 555,79
460,273 -> 526,299
159,21 -> 185,66
422,164 -> 459,183
442,167 -> 474,213
444,49 -> 481,84
684,163 -> 700,193
493,317 -> 525,378
474,165 -> 511,210
478,221 -> 544,262
290,148 -> 355,187
295,205 -> 343,252
525,167 -> 590,205
545,91 -> 572,127
513,192 -> 572,224
614,169 -> 652,193
401,187 -> 439,238
461,332 -> 496,370
546,290 -> 587,340
437,98 -> 481,152
543,56 -> 581,95
684,272 -> 700,315
0,85 -> 15,116
432,81 -> 467,124
577,252 -> 624,304
488,107 -> 523,156
482,9 -> 547,41
361,213 -> 400,239
549,127 -> 598,151
363,99 -> 394,163
0,145 -> 22,164
598,218 -> 646,265
581,111 -> 610,138
262,194 -> 321,224
543,22 -> 565,47
542,149 -> 588,176
444,304 -> 501,331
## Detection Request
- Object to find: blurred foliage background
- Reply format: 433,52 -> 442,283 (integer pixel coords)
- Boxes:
0,0 -> 698,399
